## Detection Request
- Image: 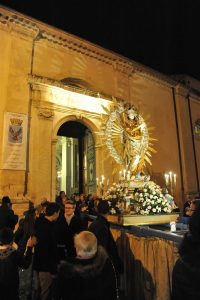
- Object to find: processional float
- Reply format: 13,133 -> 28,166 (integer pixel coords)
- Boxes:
98,98 -> 178,226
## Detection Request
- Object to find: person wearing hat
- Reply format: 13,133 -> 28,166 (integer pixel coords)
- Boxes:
0,196 -> 18,231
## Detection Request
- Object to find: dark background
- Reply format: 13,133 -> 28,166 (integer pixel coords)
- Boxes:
0,0 -> 200,80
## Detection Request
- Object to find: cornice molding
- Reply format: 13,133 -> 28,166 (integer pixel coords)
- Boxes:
112,61 -> 135,76
0,7 -> 39,38
0,6 -> 179,88
175,85 -> 200,102
175,85 -> 188,98
29,74 -> 113,102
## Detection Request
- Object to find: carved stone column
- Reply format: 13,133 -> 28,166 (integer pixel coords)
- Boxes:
51,138 -> 58,201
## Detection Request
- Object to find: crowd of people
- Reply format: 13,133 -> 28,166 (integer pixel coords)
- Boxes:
0,193 -> 123,300
1,192 -> 200,300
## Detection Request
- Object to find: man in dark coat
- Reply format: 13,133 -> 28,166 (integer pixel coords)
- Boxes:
52,231 -> 117,300
54,200 -> 83,259
89,200 -> 123,276
33,202 -> 60,300
0,196 -> 18,231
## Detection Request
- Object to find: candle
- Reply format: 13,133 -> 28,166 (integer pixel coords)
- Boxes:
169,171 -> 172,183
164,173 -> 169,185
173,174 -> 176,185
101,175 -> 104,183
123,169 -> 126,179
96,177 -> 99,186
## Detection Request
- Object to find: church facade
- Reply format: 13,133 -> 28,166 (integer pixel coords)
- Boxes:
0,6 -> 200,210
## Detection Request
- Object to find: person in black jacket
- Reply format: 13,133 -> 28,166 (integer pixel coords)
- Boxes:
54,200 -> 83,260
14,208 -> 38,253
52,231 -> 117,300
79,203 -> 93,230
89,200 -> 124,275
14,208 -> 39,300
0,227 -> 35,300
172,204 -> 200,300
0,196 -> 18,231
33,202 -> 60,300
55,191 -> 66,213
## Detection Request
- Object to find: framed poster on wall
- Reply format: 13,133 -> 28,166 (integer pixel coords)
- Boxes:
1,112 -> 28,170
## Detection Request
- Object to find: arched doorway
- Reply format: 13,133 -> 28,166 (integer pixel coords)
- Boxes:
56,121 -> 96,197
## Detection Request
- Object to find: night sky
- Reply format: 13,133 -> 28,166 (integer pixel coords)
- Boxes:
0,0 -> 200,80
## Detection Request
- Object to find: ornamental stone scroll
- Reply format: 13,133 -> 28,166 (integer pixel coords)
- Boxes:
38,108 -> 54,120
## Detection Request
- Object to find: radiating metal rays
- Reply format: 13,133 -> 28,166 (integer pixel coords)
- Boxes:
100,98 -> 156,172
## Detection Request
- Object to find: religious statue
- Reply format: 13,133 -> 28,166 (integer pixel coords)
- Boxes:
104,99 -> 155,174
121,103 -> 143,170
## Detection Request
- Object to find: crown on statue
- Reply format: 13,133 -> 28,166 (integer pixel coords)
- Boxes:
10,118 -> 23,126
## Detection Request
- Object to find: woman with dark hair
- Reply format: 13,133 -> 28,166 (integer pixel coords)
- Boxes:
171,204 -> 200,299
14,208 -> 38,253
56,191 -> 67,213
14,208 -> 38,300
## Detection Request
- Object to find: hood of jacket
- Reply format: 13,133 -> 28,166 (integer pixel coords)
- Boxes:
0,245 -> 16,260
59,246 -> 110,279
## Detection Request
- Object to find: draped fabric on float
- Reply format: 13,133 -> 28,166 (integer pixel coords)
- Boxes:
111,229 -> 179,300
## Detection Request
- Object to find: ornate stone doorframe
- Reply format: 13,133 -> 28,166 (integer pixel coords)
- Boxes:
51,115 -> 102,200
29,75 -> 111,201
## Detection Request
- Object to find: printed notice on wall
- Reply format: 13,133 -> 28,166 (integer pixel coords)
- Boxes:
1,112 -> 28,170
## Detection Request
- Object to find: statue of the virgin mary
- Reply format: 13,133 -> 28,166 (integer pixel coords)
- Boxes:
104,100 -> 155,173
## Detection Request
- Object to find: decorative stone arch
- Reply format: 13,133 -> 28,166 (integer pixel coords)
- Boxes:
52,114 -> 99,142
51,114 -> 102,199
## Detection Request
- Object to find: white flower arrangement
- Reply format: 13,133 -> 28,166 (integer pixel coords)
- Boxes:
102,181 -> 174,215
103,183 -> 126,215
133,182 -> 173,215
104,183 -> 127,201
